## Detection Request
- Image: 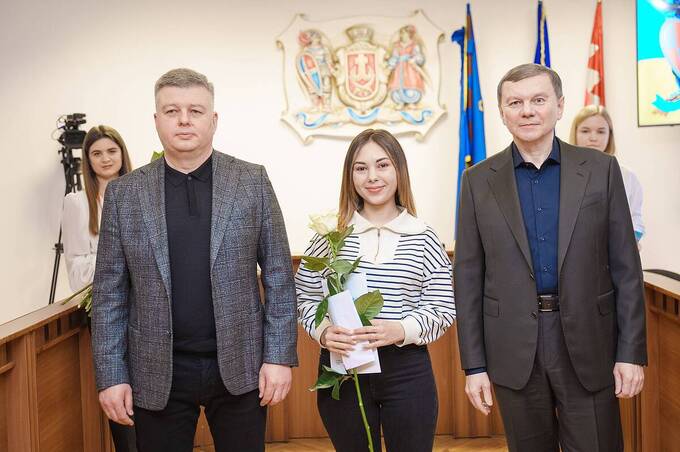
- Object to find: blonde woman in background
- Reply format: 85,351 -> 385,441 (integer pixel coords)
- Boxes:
570,105 -> 645,243
61,125 -> 136,451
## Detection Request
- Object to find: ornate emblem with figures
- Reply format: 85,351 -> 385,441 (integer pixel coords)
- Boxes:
335,25 -> 389,111
277,10 -> 446,142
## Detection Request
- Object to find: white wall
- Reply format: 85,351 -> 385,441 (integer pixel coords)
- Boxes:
1,0 -> 678,324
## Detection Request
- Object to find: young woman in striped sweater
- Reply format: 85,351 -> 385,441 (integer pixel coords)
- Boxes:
296,129 -> 456,452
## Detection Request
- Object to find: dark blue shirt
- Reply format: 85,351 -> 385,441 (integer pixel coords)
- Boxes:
512,138 -> 560,295
465,139 -> 561,376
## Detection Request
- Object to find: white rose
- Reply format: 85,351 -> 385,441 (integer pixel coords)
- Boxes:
308,211 -> 338,236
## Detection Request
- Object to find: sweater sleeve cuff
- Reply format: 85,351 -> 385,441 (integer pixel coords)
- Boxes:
398,316 -> 422,347
312,318 -> 332,347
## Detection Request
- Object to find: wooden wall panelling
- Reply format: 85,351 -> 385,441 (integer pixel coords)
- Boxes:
428,327 -> 454,435
451,323 -> 493,438
79,326 -> 109,452
641,274 -> 680,452
0,343 -> 9,452
265,393 -> 288,442
282,257 -> 329,440
0,373 -> 7,452
658,315 -> 680,452
7,333 -> 39,452
287,328 -> 327,439
36,332 -> 83,451
619,396 -> 640,452
4,267 -> 673,451
641,285 -> 660,452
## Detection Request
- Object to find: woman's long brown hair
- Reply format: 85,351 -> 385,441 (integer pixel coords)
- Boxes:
81,125 -> 132,235
338,129 -> 417,230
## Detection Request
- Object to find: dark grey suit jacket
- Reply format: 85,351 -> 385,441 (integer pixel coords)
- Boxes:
454,139 -> 647,392
91,151 -> 298,410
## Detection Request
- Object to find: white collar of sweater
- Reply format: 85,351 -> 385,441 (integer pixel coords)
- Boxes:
350,208 -> 427,235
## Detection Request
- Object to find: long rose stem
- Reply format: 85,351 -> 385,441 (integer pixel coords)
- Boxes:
352,369 -> 374,452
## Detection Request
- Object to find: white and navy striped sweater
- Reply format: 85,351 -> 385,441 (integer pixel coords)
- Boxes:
296,212 -> 456,347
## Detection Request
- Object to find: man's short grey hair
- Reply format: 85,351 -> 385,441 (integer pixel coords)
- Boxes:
154,68 -> 214,100
497,63 -> 563,105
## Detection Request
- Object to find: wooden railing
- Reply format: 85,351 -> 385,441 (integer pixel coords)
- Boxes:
0,301 -> 112,451
1,265 -> 676,451
640,271 -> 680,452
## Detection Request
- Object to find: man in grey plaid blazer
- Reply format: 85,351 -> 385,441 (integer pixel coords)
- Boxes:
91,68 -> 298,452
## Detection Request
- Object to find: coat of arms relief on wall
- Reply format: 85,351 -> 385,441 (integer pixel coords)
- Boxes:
277,10 -> 446,142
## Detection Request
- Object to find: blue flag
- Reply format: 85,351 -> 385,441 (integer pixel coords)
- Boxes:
452,3 -> 487,227
534,0 -> 551,67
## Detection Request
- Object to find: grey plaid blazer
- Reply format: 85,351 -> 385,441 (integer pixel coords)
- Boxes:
91,151 -> 298,410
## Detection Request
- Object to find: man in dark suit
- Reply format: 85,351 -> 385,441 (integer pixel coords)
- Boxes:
91,68 -> 298,452
454,63 -> 646,452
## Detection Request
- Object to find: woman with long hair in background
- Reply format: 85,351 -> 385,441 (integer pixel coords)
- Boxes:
61,124 -> 136,451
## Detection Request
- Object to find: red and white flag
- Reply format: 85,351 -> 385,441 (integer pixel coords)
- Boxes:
585,0 -> 605,106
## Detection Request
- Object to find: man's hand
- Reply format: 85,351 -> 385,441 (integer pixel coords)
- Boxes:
352,320 -> 405,349
465,372 -> 493,416
320,325 -> 355,356
99,383 -> 134,425
614,362 -> 644,398
259,363 -> 292,406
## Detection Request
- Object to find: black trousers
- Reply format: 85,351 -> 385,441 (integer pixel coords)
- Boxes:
133,352 -> 266,452
494,311 -> 623,452
317,344 -> 438,452
109,420 -> 137,452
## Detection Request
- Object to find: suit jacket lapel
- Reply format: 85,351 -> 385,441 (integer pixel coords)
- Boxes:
139,158 -> 172,297
488,146 -> 534,274
557,140 -> 590,276
210,151 -> 240,270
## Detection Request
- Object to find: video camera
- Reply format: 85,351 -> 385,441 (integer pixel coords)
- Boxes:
57,113 -> 87,149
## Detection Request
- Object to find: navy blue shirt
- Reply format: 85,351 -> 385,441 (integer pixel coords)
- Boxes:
465,139 -> 561,376
512,138 -> 561,295
165,155 -> 216,355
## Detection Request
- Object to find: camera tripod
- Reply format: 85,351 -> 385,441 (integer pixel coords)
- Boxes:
48,114 -> 86,304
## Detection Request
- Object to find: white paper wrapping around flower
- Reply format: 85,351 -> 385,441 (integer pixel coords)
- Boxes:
322,273 -> 381,374
276,10 -> 447,143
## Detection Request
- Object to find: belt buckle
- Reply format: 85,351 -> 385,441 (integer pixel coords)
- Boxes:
538,295 -> 559,312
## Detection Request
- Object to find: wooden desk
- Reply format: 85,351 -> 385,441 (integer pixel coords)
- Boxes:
1,266 -> 675,451
0,301 -> 112,451
641,271 -> 680,452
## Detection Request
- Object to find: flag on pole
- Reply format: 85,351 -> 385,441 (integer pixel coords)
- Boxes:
585,0 -> 605,106
534,0 -> 551,67
452,3 -> 487,222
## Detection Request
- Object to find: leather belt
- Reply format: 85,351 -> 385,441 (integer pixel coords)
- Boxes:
537,294 -> 560,312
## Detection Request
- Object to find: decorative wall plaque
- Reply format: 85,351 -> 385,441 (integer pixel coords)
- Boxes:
277,10 -> 447,142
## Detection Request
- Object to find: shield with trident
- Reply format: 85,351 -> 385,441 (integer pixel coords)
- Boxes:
335,25 -> 388,112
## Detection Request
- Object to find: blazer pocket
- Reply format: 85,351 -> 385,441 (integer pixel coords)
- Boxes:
597,289 -> 615,315
484,296 -> 500,317
581,193 -> 604,209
